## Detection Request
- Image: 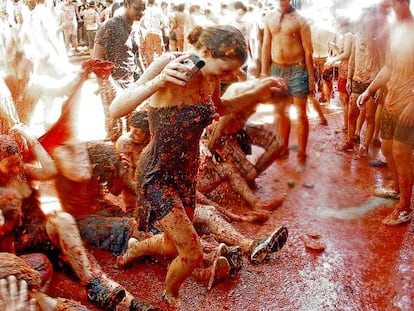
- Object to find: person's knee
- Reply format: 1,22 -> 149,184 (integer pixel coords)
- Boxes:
202,205 -> 216,218
183,242 -> 203,268
47,211 -> 77,231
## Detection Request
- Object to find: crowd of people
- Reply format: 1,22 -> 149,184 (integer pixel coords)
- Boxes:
0,0 -> 413,309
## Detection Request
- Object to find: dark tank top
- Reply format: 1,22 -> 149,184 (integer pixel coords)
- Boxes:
137,102 -> 217,225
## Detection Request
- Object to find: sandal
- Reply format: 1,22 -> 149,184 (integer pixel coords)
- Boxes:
382,210 -> 412,226
373,187 -> 400,200
250,225 -> 288,265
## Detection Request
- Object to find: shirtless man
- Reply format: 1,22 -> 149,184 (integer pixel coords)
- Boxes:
261,0 -> 315,171
357,0 -> 414,226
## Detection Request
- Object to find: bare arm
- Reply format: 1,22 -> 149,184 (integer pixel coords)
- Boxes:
92,42 -> 107,60
33,70 -> 88,99
10,125 -> 57,180
206,115 -> 233,151
356,65 -> 391,107
219,76 -> 287,116
347,37 -> 355,80
326,32 -> 353,64
301,22 -> 315,92
109,53 -> 192,118
260,16 -> 272,76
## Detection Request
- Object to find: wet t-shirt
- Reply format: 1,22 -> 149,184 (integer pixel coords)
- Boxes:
385,22 -> 414,115
95,16 -> 142,87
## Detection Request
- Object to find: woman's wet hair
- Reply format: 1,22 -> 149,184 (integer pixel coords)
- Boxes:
127,110 -> 149,133
187,25 -> 248,63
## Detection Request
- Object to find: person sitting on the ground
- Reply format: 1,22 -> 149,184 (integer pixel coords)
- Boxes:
0,130 -> 154,311
52,140 -> 162,310
206,77 -> 288,184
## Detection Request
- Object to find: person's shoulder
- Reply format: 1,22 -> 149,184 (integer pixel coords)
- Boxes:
115,133 -> 129,147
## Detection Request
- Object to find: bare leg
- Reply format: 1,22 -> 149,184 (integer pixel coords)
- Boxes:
382,140 -> 413,225
45,212 -> 93,283
196,192 -> 269,223
339,92 -> 349,132
373,103 -> 383,145
381,139 -> 399,192
344,93 -> 360,147
355,106 -> 365,141
46,212 -> 143,310
275,98 -> 292,154
392,141 -> 413,211
216,163 -> 284,211
118,206 -> 203,300
194,205 -> 254,254
308,95 -> 327,125
322,80 -> 332,105
293,96 -> 309,168
360,97 -> 377,156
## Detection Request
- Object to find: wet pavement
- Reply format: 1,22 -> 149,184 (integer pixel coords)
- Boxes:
48,97 -> 414,311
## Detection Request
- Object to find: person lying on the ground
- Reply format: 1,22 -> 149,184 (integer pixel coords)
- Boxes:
206,77 -> 288,184
0,253 -> 91,310
0,129 -> 156,311
115,111 -> 289,266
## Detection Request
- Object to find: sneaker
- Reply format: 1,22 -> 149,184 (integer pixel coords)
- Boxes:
215,243 -> 243,276
130,298 -> 161,311
373,187 -> 400,200
250,225 -> 288,264
86,277 -> 125,311
382,210 -> 412,226
224,246 -> 243,276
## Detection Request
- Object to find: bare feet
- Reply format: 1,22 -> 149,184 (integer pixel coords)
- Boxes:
116,238 -> 139,268
260,195 -> 286,211
382,208 -> 412,226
